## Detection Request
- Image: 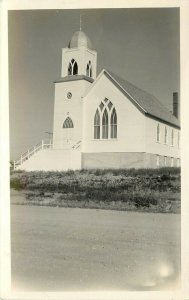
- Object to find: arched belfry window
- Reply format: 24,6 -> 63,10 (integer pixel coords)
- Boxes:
86,61 -> 92,77
94,109 -> 100,139
68,59 -> 78,75
63,117 -> 74,128
93,98 -> 117,140
111,108 -> 117,138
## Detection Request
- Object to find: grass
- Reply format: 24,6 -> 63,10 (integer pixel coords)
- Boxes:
10,167 -> 181,213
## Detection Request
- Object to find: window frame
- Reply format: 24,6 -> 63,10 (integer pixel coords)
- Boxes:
63,117 -> 74,129
171,129 -> 174,146
86,61 -> 92,78
102,108 -> 109,139
94,109 -> 100,139
67,59 -> 78,76
93,98 -> 117,140
164,126 -> 168,145
156,123 -> 160,143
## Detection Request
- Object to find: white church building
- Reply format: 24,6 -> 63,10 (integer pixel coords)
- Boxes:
14,30 -> 180,171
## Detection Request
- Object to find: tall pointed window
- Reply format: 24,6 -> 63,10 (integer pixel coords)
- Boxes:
111,108 -> 117,138
86,61 -> 92,77
102,109 -> 108,139
63,117 -> 74,128
157,123 -> 160,142
93,98 -> 117,140
94,110 -> 100,139
68,59 -> 78,75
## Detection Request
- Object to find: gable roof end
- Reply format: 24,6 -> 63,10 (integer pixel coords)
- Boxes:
104,69 -> 180,128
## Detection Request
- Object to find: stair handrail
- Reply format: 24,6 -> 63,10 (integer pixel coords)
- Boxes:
14,139 -> 53,170
72,140 -> 82,150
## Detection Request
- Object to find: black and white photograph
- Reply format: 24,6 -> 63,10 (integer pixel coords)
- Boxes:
0,0 -> 189,299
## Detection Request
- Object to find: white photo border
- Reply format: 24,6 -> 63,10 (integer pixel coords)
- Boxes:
0,0 -> 189,299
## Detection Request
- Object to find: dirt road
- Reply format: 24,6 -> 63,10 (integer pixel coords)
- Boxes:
11,205 -> 180,291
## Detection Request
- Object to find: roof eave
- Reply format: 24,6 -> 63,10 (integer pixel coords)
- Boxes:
104,69 -> 147,114
145,112 -> 180,129
54,75 -> 94,84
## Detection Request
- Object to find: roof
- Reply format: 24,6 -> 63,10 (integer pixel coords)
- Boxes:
104,69 -> 180,128
54,75 -> 94,84
68,31 -> 92,49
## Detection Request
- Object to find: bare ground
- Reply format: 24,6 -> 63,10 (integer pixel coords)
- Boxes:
11,204 -> 180,291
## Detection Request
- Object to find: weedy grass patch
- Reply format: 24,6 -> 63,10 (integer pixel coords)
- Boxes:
10,168 -> 181,213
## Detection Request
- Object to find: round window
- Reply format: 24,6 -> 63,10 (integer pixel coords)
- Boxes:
67,92 -> 72,99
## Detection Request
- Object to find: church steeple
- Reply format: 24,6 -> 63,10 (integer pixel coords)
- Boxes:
61,28 -> 97,79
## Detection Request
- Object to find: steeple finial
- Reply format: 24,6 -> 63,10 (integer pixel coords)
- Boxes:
80,14 -> 82,31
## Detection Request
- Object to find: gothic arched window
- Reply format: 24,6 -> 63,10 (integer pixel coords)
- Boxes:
68,59 -> 78,75
93,98 -> 117,140
63,117 -> 74,128
102,109 -> 109,139
94,109 -> 100,139
110,108 -> 117,138
86,61 -> 92,77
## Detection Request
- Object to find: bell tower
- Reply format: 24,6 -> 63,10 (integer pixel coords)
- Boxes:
53,29 -> 97,150
61,30 -> 97,79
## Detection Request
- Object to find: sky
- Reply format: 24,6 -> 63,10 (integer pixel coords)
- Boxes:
8,8 -> 180,160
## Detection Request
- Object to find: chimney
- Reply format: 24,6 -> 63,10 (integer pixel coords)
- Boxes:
173,92 -> 179,118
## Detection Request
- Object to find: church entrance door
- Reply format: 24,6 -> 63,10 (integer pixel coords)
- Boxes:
63,128 -> 74,147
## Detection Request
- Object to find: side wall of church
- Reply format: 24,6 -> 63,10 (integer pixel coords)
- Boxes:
81,74 -> 180,169
81,152 -> 179,169
82,75 -> 146,153
53,80 -> 91,149
145,116 -> 180,158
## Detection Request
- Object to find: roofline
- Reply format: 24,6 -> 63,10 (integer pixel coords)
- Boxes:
82,69 -> 105,98
54,75 -> 94,84
104,70 -> 147,114
83,69 -> 147,114
82,68 -> 180,128
63,47 -> 97,54
145,113 -> 180,129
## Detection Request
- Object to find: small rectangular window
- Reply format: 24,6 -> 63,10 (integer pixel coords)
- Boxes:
171,129 -> 173,146
157,124 -> 160,142
164,156 -> 167,166
171,157 -> 174,167
177,158 -> 180,167
164,127 -> 167,144
156,155 -> 160,167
